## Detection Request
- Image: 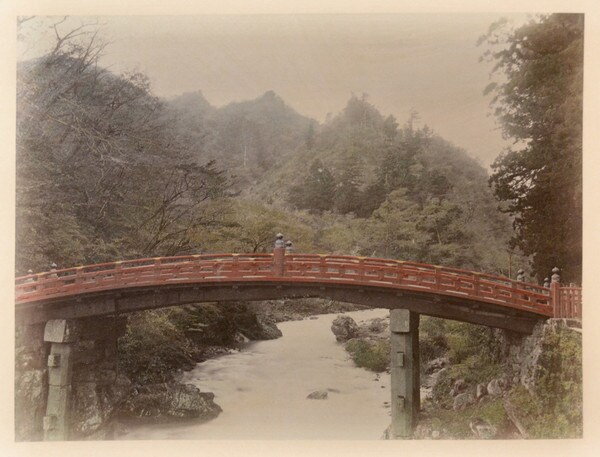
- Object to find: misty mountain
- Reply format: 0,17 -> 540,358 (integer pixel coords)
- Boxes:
168,90 -> 314,191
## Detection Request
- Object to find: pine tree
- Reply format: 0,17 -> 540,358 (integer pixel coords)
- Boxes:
482,14 -> 583,282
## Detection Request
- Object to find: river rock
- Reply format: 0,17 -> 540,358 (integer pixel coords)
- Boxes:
233,332 -> 250,345
307,390 -> 328,400
453,391 -> 475,411
453,378 -> 468,394
71,366 -> 132,438
254,314 -> 283,340
424,356 -> 449,374
122,382 -> 222,421
366,318 -> 388,334
476,383 -> 487,400
413,423 -> 434,439
469,418 -> 497,439
487,378 -> 508,397
331,316 -> 360,342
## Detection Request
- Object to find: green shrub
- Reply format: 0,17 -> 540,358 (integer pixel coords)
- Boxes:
345,339 -> 390,372
419,316 -> 449,366
118,310 -> 199,384
446,321 -> 502,365
419,397 -> 511,439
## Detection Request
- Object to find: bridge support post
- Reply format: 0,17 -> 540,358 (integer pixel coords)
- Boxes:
42,319 -> 78,441
389,309 -> 420,439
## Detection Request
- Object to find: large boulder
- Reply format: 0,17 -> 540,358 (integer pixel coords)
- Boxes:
424,356 -> 449,375
453,391 -> 475,411
71,366 -> 132,438
121,382 -> 222,422
487,378 -> 509,397
366,318 -> 388,334
476,383 -> 487,400
331,316 -> 360,342
254,314 -> 283,340
307,390 -> 328,400
469,418 -> 497,439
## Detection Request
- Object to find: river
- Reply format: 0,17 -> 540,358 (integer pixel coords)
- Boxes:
119,308 -> 392,440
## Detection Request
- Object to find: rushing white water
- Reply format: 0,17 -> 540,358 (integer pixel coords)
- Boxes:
119,308 -> 392,440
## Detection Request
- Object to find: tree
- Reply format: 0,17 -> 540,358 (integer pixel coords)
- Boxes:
201,199 -> 316,253
16,21 -> 229,272
360,189 -> 427,260
481,14 -> 583,283
288,159 -> 336,214
334,154 -> 363,214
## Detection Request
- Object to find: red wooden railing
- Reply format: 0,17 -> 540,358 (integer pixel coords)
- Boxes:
15,252 -> 582,319
555,287 -> 583,319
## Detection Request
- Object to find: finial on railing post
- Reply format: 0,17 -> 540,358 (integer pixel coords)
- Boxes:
273,233 -> 285,276
550,267 -> 561,318
516,269 -> 525,282
543,277 -> 550,288
274,233 -> 285,249
24,269 -> 35,284
285,240 -> 293,254
49,262 -> 58,278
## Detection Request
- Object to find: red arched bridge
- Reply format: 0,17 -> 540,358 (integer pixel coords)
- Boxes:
15,249 -> 582,333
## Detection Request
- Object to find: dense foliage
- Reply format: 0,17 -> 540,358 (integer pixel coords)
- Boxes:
345,339 -> 391,373
16,29 -> 228,273
481,14 -> 583,282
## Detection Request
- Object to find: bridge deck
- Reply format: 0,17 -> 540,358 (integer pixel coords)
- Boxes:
15,253 -> 576,322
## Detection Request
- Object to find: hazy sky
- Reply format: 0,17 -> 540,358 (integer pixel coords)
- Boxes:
19,14 -> 530,167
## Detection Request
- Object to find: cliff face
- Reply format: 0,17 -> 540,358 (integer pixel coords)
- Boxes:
419,318 -> 582,439
15,323 -> 48,441
328,313 -> 583,440
495,319 -> 582,438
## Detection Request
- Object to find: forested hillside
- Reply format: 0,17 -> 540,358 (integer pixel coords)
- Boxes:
16,21 -> 524,281
166,92 -> 517,276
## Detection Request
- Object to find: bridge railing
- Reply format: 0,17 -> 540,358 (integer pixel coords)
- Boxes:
15,254 -> 275,303
555,287 -> 582,319
15,252 -> 581,319
283,254 -> 553,316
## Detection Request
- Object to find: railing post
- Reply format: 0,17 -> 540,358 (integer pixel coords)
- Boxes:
231,254 -> 239,278
473,272 -> 480,297
434,266 -> 441,291
273,233 -> 285,277
114,262 -> 123,285
320,255 -> 327,278
550,267 -> 561,318
154,258 -> 162,282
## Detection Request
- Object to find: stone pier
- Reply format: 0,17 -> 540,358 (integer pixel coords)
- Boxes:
15,316 -> 131,441
389,309 -> 420,438
43,319 -> 78,440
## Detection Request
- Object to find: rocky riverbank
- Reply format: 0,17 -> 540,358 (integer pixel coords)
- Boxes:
15,301 -> 285,440
248,298 -> 368,323
113,300 -> 368,434
114,302 -> 283,429
331,313 -> 583,439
